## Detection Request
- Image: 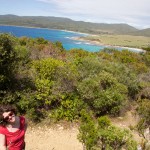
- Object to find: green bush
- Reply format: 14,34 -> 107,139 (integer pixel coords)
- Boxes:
53,41 -> 64,52
136,99 -> 150,139
78,115 -> 137,150
15,91 -> 45,121
77,71 -> 127,116
50,96 -> 85,121
143,51 -> 150,66
78,110 -> 98,150
0,33 -> 17,90
32,58 -> 64,80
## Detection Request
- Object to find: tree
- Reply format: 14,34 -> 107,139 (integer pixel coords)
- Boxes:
0,33 -> 16,90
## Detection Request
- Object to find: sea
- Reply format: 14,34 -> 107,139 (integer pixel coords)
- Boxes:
0,25 -> 125,52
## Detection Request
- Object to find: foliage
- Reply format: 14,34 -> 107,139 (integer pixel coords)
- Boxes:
137,99 -> 150,137
97,125 -> 137,150
142,48 -> 150,67
31,58 -> 64,109
53,41 -> 64,52
15,90 -> 45,121
101,49 -> 148,73
0,33 -> 17,90
32,58 -> 64,80
78,114 -> 137,150
78,110 -> 98,150
35,37 -> 49,45
0,34 -> 150,147
77,70 -> 127,116
142,46 -> 150,52
76,56 -> 104,80
98,49 -> 145,99
50,95 -> 85,121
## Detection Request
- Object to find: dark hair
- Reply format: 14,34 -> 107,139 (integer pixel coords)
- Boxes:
0,104 -> 17,126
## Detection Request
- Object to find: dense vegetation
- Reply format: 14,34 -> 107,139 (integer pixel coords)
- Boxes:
0,33 -> 150,149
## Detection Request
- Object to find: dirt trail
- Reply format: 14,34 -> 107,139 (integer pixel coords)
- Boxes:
25,124 -> 83,150
110,111 -> 142,143
25,110 -> 142,150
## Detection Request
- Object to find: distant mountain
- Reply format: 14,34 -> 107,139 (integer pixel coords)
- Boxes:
0,14 -> 149,37
128,28 -> 150,37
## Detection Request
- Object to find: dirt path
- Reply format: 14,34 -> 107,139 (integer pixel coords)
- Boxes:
25,124 -> 83,150
110,111 -> 142,143
25,110 -> 143,150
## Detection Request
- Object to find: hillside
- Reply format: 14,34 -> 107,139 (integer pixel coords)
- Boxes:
0,33 -> 150,150
128,28 -> 150,37
0,14 -> 138,35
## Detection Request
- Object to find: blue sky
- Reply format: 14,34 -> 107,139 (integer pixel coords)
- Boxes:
0,0 -> 149,29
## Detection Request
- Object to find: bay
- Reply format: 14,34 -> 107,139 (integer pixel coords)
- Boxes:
0,25 -> 128,52
0,25 -> 120,52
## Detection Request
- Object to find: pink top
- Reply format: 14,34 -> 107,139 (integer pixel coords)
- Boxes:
0,116 -> 26,150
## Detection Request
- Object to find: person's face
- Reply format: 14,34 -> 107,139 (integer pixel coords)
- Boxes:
2,111 -> 15,123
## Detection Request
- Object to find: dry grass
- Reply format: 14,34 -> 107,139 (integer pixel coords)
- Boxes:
83,34 -> 150,48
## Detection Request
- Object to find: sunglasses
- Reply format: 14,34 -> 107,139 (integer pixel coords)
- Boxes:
3,112 -> 14,121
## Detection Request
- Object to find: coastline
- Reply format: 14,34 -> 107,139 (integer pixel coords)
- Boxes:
0,24 -> 88,36
0,24 -> 146,53
73,37 -> 145,53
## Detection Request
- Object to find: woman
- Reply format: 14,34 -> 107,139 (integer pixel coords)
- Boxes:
0,105 -> 27,150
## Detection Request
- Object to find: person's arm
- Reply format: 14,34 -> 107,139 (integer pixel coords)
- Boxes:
24,117 -> 27,132
0,134 -> 6,150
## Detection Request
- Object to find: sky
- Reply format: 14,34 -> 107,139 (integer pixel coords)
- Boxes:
0,0 -> 150,29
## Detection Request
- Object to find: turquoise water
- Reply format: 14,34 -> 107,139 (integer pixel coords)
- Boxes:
0,25 -> 121,52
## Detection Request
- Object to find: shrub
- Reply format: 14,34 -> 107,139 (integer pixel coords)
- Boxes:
137,99 -> 150,138
32,58 -> 64,80
77,71 -> 127,116
78,110 -> 98,150
50,96 -> 85,121
53,41 -> 64,52
78,115 -> 137,150
0,33 -> 17,90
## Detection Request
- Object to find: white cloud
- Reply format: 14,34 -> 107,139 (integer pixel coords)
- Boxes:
37,0 -> 150,28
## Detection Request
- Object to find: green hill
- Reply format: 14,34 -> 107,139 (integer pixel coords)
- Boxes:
128,28 -> 150,37
0,15 -> 150,37
0,14 -> 138,35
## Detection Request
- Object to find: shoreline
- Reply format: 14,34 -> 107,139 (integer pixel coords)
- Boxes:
0,24 -> 146,53
73,37 -> 145,53
0,24 -> 88,36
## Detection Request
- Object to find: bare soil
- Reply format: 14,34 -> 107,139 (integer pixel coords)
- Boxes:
110,110 -> 142,143
25,123 -> 83,150
25,110 -> 143,150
